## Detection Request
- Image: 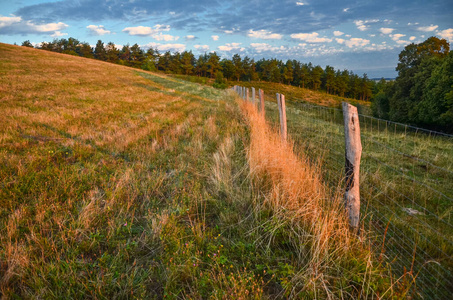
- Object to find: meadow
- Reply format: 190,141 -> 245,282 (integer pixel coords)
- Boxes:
0,43 -> 421,298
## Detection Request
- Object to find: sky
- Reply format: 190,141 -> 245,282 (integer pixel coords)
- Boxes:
1,0 -> 452,78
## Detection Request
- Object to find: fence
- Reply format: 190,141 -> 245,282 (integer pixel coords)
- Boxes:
233,85 -> 453,299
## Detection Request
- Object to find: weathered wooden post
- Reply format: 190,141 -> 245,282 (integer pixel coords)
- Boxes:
342,102 -> 362,230
277,93 -> 287,142
242,87 -> 245,100
252,87 -> 256,105
246,88 -> 249,102
259,89 -> 265,117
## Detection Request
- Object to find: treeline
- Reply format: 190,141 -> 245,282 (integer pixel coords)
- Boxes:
372,37 -> 453,132
22,38 -> 375,101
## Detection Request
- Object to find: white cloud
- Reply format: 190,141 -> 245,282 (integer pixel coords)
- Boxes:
437,28 -> 453,42
417,25 -> 438,32
185,35 -> 196,41
344,38 -> 370,48
143,42 -> 185,52
248,29 -> 282,39
0,15 -> 21,27
218,42 -> 244,52
333,30 -> 344,36
296,2 -> 307,5
354,19 -> 379,31
211,35 -> 219,41
335,38 -> 345,44
409,36 -> 416,41
390,33 -> 406,41
224,30 -> 233,34
290,32 -> 332,43
122,24 -> 170,36
87,25 -> 111,35
194,44 -> 210,52
250,43 -> 282,53
153,33 -> 179,41
396,40 -> 410,45
51,31 -> 67,37
343,8 -> 350,12
0,15 -> 68,35
380,27 -> 394,34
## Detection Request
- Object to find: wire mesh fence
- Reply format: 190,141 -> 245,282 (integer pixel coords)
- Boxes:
235,86 -> 453,299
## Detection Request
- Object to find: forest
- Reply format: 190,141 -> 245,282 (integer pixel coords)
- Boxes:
21,36 -> 452,132
21,38 -> 375,101
372,37 -> 453,132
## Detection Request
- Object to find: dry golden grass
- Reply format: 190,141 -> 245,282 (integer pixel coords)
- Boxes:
239,98 -> 394,298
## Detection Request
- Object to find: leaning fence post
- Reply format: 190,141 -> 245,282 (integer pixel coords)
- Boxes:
277,93 -> 287,142
342,102 -> 362,230
259,89 -> 265,117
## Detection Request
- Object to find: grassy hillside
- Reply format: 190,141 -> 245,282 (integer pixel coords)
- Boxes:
1,44 -> 395,298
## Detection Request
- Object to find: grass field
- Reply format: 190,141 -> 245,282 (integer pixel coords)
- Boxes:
261,99 -> 453,299
0,43 -> 410,298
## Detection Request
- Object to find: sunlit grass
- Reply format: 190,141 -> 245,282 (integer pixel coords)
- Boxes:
1,43 -> 402,298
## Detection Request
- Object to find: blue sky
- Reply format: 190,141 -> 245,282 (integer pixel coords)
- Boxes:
1,0 -> 452,78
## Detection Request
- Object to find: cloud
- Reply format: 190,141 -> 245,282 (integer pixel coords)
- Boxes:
211,35 -> 219,41
185,35 -> 196,41
335,38 -> 345,44
0,15 -> 68,35
218,42 -> 244,52
250,43 -> 281,53
390,33 -> 405,41
437,28 -> 453,42
153,33 -> 179,41
343,8 -> 350,12
379,27 -> 394,34
354,19 -> 379,31
417,25 -> 438,32
51,31 -> 67,37
194,44 -> 209,52
333,30 -> 344,36
296,2 -> 307,5
396,40 -> 410,45
143,42 -> 185,52
86,25 -> 111,35
344,38 -> 370,48
290,32 -> 332,43
248,29 -> 282,39
0,15 -> 22,27
409,36 -> 416,41
122,24 -> 170,36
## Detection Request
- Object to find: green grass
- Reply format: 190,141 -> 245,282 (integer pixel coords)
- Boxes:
0,43 -> 409,298
261,99 -> 453,299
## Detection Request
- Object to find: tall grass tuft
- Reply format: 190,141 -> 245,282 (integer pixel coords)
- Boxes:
240,98 -> 396,298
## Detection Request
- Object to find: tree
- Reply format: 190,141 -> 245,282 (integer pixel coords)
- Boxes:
221,59 -> 235,80
390,37 -> 450,123
207,52 -> 221,78
105,42 -> 119,63
130,43 -> 145,68
232,54 -> 244,81
21,40 -> 33,48
417,51 -> 453,129
181,51 -> 195,75
94,40 -> 107,61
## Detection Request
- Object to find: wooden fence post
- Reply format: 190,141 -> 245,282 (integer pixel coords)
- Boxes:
342,102 -> 362,230
246,88 -> 249,102
242,87 -> 245,100
259,89 -> 265,117
277,93 -> 287,142
252,87 -> 255,105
